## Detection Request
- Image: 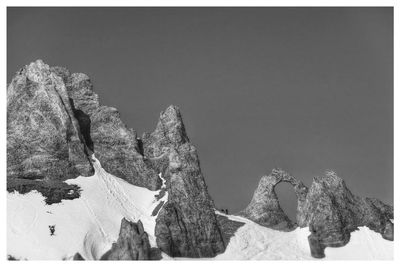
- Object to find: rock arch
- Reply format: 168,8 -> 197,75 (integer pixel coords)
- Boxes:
238,168 -> 308,231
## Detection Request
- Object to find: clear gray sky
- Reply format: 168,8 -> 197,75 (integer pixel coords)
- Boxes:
7,7 -> 393,219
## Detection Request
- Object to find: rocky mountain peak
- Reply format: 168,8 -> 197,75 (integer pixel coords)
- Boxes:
241,168 -> 394,258
7,59 -> 161,190
314,170 -> 347,188
7,60 -> 94,181
144,108 -> 225,257
154,105 -> 189,146
25,59 -> 51,83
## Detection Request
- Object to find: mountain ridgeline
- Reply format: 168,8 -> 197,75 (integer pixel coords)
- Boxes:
7,60 -> 393,259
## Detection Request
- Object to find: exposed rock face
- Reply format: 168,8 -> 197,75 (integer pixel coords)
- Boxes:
302,171 -> 393,258
216,214 -> 246,246
7,178 -> 81,204
241,169 -> 393,258
73,252 -> 85,260
7,60 -> 160,191
65,70 -> 160,190
7,60 -> 94,181
100,219 -> 151,260
145,106 -> 226,257
239,169 -> 308,231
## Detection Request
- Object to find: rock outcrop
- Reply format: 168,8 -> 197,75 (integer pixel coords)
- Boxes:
302,171 -> 393,258
64,69 -> 161,190
241,169 -> 394,258
7,60 -> 160,191
7,60 -> 94,181
145,106 -> 226,257
216,214 -> 246,246
239,168 -> 308,231
73,253 -> 85,260
100,219 -> 151,260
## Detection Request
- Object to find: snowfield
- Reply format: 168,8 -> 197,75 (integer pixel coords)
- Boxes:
213,212 -> 393,260
7,157 -> 393,260
7,156 -> 168,260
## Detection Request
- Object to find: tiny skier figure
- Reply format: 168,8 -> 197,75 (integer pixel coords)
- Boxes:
49,225 -> 56,236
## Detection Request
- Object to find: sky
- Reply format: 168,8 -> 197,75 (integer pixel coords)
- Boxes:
7,7 -> 393,219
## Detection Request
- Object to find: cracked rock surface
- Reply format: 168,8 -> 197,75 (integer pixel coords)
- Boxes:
144,106 -> 226,257
241,169 -> 393,258
100,219 -> 151,260
302,171 -> 393,258
65,68 -> 160,190
7,60 -> 94,181
239,168 -> 308,231
7,60 -> 160,190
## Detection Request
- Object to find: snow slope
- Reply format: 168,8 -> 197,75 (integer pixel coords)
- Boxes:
7,157 -> 393,260
7,156 -> 168,260
214,212 -> 393,260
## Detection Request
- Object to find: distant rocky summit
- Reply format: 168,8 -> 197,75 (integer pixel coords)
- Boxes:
240,169 -> 394,258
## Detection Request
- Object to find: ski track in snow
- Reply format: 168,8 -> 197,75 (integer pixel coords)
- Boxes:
7,155 -> 167,260
92,158 -> 144,225
80,197 -> 111,243
7,157 -> 393,260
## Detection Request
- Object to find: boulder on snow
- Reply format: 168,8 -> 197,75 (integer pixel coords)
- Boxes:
100,219 -> 152,260
308,233 -> 326,258
382,221 -> 394,241
73,253 -> 85,260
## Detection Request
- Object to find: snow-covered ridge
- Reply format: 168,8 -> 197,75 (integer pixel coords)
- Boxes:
7,157 -> 393,260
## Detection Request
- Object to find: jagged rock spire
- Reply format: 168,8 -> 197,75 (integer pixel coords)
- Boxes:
143,105 -> 189,160
157,106 -> 188,141
144,105 -> 226,257
100,218 -> 152,260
